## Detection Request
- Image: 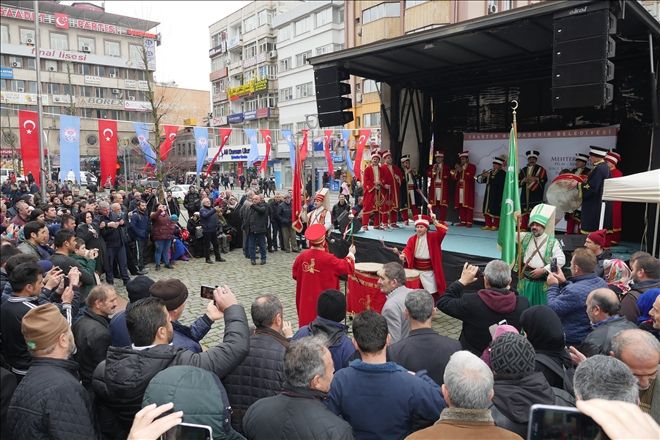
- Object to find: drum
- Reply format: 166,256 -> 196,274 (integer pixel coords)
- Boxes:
405,268 -> 422,289
347,263 -> 385,314
546,173 -> 586,212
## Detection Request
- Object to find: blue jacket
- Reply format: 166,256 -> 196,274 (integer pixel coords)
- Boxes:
547,273 -> 608,345
110,312 -> 213,353
199,206 -> 219,234
128,209 -> 149,240
293,316 -> 356,371
327,360 -> 445,440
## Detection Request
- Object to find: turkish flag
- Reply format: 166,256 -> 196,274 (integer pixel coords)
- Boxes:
55,13 -> 69,29
159,125 -> 178,161
354,129 -> 371,180
206,128 -> 232,175
323,129 -> 334,176
259,129 -> 271,173
299,129 -> 308,162
18,110 -> 40,186
98,119 -> 118,185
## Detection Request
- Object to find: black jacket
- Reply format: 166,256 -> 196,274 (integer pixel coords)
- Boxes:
72,309 -> 111,389
268,200 -> 281,224
7,358 -> 98,440
277,202 -> 293,226
580,316 -> 638,357
50,252 -> 96,293
184,191 -> 201,212
437,281 -> 529,355
490,372 -> 556,438
387,328 -> 462,386
92,305 -> 249,439
242,384 -> 354,440
224,327 -> 288,433
99,212 -> 123,247
248,202 -> 269,234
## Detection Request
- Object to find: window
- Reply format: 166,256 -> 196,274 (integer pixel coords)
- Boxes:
80,86 -> 92,97
259,63 -> 277,80
1,25 -> 8,44
50,32 -> 68,50
295,16 -> 312,36
363,112 -> 381,127
244,15 -> 257,32
295,82 -> 313,99
95,87 -> 104,98
78,36 -> 95,53
258,10 -> 272,27
267,93 -> 278,108
405,0 -> 427,8
316,8 -> 333,27
363,2 -> 400,24
78,64 -> 92,75
278,24 -> 291,42
27,81 -> 38,94
244,43 -> 257,59
295,50 -> 312,67
363,80 -> 379,93
44,83 -> 60,94
96,65 -> 106,77
11,80 -> 25,92
105,40 -> 121,57
129,44 -> 143,62
296,121 -> 307,132
244,99 -> 257,112
108,67 -> 119,78
258,38 -> 275,54
279,57 -> 291,72
279,87 -> 293,102
26,58 -> 36,70
19,28 -> 35,44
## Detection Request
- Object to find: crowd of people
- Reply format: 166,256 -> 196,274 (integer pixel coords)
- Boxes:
0,171 -> 659,440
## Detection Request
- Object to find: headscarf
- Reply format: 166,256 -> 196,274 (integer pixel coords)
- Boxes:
637,288 -> 660,324
520,305 -> 573,369
603,259 -> 632,294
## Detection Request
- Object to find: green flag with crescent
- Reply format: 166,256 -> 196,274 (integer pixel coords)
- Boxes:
497,126 -> 521,265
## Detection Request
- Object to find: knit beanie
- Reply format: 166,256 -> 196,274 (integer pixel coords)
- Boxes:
317,289 -> 346,322
587,229 -> 607,248
149,279 -> 188,311
490,332 -> 536,377
21,303 -> 69,351
126,275 -> 155,303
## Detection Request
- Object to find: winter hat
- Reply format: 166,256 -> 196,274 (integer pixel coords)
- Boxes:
21,303 -> 69,351
170,214 -> 178,222
149,279 -> 189,311
490,332 -> 536,377
317,289 -> 346,322
587,229 -> 607,248
126,275 -> 155,303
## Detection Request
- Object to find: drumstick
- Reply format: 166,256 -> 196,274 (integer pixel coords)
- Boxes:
380,236 -> 399,254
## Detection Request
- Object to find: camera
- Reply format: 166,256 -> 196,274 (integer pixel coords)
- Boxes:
200,285 -> 216,299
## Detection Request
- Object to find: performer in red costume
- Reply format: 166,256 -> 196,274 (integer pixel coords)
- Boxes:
381,150 -> 403,228
292,223 -> 355,327
399,213 -> 448,298
605,151 -> 623,245
565,152 -> 591,234
450,151 -> 476,227
427,151 -> 450,221
362,151 -> 385,231
399,155 -> 421,225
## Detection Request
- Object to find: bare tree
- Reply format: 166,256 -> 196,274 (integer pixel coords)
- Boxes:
1,111 -> 20,173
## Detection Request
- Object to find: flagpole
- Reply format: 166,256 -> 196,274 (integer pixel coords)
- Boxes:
512,100 -> 523,276
33,1 -> 46,200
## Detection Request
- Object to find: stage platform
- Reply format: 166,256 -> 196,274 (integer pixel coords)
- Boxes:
329,223 -> 638,290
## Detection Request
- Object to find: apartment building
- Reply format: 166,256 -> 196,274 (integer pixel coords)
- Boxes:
0,0 -> 160,162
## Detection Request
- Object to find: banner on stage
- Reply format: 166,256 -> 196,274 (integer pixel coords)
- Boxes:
463,126 -> 619,230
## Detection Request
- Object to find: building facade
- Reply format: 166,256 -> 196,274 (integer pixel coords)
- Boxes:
0,0 -> 160,170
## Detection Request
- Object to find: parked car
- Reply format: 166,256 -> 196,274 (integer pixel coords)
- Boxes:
169,184 -> 190,200
79,172 -> 98,186
0,168 -> 24,185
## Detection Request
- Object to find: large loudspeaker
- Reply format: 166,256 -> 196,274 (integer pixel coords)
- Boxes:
314,65 -> 354,127
552,5 -> 617,110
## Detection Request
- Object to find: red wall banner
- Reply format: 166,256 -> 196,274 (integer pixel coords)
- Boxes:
18,110 -> 40,186
98,119 -> 118,185
354,129 -> 371,180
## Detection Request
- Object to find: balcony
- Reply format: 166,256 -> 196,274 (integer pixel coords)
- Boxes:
212,91 -> 228,103
227,35 -> 242,50
209,43 -> 226,58
209,68 -> 228,81
228,62 -> 243,77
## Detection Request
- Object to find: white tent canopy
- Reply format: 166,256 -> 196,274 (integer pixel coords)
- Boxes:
602,169 -> 660,203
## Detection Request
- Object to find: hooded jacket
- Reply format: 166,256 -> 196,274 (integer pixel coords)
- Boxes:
92,304 -> 249,439
143,366 -> 245,440
490,372 -> 556,438
293,316 -> 356,371
437,281 -> 530,355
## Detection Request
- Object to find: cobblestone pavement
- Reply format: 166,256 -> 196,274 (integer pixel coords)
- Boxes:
113,245 -> 462,348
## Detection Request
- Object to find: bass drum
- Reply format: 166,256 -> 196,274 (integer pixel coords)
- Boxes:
546,173 -> 586,212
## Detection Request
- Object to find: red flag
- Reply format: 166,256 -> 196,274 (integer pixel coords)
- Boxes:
206,128 -> 232,175
18,110 -> 40,186
323,129 -> 334,176
259,129 -> 271,173
354,129 -> 371,180
292,132 -> 304,232
299,129 -> 308,162
98,119 -> 118,185
159,125 -> 178,161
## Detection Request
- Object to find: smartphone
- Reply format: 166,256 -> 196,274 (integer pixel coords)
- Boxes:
550,258 -> 558,273
62,275 -> 70,289
159,422 -> 212,440
528,404 -> 602,440
200,285 -> 216,300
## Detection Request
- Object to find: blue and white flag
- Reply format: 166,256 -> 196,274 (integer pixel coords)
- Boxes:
341,129 -> 354,175
59,115 -> 81,183
283,129 -> 296,166
245,129 -> 259,167
194,127 -> 209,175
133,122 -> 156,166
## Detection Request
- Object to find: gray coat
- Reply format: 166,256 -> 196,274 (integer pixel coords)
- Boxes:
381,285 -> 414,343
